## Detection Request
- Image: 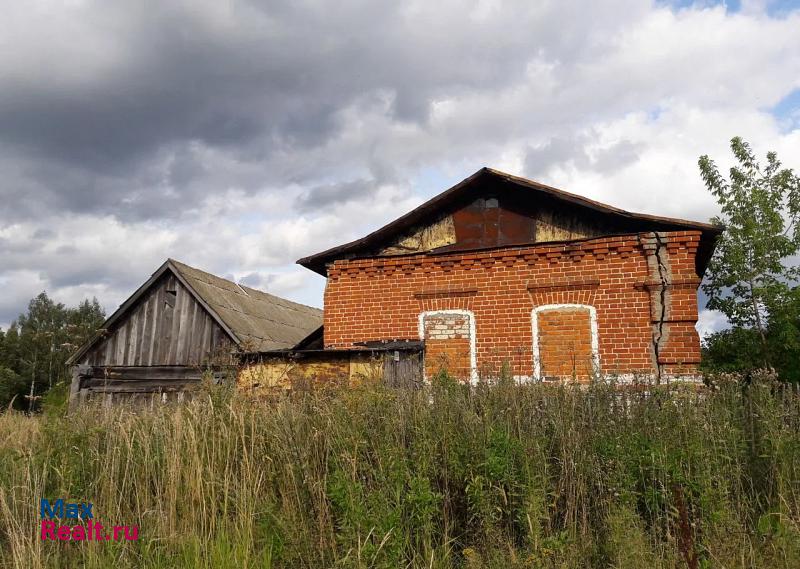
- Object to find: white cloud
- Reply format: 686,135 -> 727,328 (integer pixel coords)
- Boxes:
697,309 -> 730,338
0,0 -> 799,330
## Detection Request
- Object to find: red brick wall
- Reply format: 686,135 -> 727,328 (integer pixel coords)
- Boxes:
323,231 -> 703,381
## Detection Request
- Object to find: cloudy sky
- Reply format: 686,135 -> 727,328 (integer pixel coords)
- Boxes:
1,0 -> 799,336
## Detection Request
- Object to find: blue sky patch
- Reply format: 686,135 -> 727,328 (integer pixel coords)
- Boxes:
771,88 -> 800,129
660,0 -> 740,13
663,0 -> 800,16
765,0 -> 800,17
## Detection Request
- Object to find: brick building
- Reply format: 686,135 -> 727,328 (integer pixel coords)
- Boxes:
298,168 -> 721,383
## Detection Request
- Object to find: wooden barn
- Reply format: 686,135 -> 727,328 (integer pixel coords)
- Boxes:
68,259 -> 322,405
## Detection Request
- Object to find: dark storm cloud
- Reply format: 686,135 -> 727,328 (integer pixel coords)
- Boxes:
294,178 -> 378,212
2,0 -> 798,333
524,136 -> 586,177
525,134 -> 642,178
0,0 -> 551,223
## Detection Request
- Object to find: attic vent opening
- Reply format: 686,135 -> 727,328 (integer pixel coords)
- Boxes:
165,289 -> 177,308
472,197 -> 499,209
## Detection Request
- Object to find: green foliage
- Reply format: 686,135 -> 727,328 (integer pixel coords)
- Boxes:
1,380 -> 799,568
0,292 -> 105,410
702,286 -> 800,382
0,366 -> 25,409
702,327 -> 764,374
41,381 -> 71,417
768,286 -> 800,382
698,137 -> 800,364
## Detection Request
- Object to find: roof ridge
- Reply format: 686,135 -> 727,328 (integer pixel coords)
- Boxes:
169,258 -> 321,313
215,303 -> 322,330
168,258 -> 323,351
69,258 -> 324,361
237,282 -> 323,313
296,167 -> 722,276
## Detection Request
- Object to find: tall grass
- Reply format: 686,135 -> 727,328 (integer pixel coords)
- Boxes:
1,376 -> 799,568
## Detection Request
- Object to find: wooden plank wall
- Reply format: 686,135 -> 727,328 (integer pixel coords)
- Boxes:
80,273 -> 230,367
382,351 -> 423,388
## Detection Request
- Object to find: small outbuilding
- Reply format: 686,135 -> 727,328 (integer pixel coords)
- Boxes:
68,259 -> 322,405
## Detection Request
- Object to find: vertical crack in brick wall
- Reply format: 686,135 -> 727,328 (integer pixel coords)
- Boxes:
642,232 -> 672,382
653,233 -> 670,380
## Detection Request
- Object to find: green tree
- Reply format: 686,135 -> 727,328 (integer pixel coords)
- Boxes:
698,137 -> 800,365
0,367 -> 25,409
702,286 -> 800,382
0,293 -> 105,411
64,298 -> 106,355
0,328 -> 6,368
701,327 -> 763,375
0,326 -> 20,372
766,285 -> 800,382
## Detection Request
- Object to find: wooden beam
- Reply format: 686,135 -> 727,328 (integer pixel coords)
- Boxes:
68,366 -> 83,412
82,379 -> 201,393
85,366 -> 205,381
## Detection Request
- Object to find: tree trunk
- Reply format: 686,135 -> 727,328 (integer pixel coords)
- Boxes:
749,279 -> 770,367
28,353 -> 37,414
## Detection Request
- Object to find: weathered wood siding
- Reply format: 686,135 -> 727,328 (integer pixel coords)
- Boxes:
80,273 -> 231,367
374,192 -> 619,257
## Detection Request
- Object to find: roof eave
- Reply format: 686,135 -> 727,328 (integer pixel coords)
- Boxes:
296,167 -> 723,276
66,260 -> 244,366
165,259 -> 244,348
66,260 -> 175,365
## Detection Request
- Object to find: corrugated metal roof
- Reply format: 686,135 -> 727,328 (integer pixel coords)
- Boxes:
169,260 -> 323,352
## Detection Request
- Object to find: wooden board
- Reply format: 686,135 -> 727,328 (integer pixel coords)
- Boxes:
81,365 -> 206,381
374,188 -> 614,257
382,351 -> 423,388
80,274 -> 230,367
82,378 -> 200,393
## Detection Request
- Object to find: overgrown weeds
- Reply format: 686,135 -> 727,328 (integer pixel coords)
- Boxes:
1,376 -> 799,568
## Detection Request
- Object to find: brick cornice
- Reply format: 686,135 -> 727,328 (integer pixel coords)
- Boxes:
327,231 -> 704,279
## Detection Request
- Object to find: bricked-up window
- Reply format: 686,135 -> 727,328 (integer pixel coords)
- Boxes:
419,310 -> 476,383
532,305 -> 599,382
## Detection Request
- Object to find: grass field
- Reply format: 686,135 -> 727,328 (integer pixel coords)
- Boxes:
1,376 -> 799,568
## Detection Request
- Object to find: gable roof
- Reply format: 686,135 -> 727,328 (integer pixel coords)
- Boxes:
68,259 -> 323,364
169,260 -> 322,351
297,167 -> 722,276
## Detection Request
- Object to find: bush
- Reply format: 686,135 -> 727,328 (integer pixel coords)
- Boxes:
0,367 -> 26,410
702,287 -> 800,383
